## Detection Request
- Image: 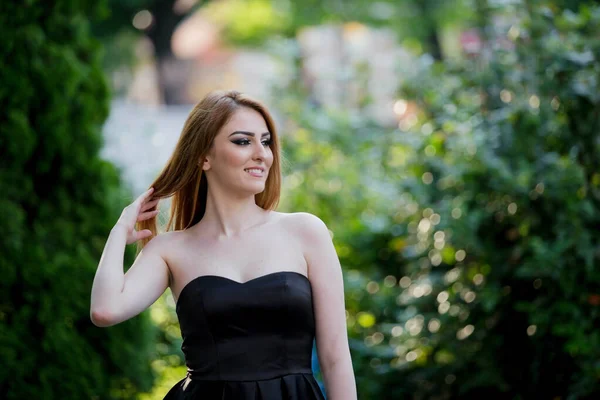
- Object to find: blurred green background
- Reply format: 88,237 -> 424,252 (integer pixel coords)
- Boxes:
2,0 -> 599,399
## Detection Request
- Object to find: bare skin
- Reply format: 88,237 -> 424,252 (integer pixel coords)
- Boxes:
90,107 -> 357,399
166,211 -> 307,304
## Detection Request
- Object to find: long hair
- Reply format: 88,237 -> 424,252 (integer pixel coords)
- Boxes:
136,90 -> 281,252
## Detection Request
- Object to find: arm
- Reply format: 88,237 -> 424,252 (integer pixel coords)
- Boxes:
90,229 -> 170,327
90,188 -> 170,327
293,213 -> 357,400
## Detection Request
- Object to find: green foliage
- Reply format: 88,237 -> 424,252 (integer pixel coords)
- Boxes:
204,0 -> 291,47
136,293 -> 187,400
92,0 -> 159,39
276,2 -> 600,399
207,0 -> 472,57
0,1 -> 156,398
74,0 -> 600,398
381,3 -> 600,398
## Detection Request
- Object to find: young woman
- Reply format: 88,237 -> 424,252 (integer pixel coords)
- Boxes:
90,90 -> 357,400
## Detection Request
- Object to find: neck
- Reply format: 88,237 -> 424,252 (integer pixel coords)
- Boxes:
200,185 -> 267,238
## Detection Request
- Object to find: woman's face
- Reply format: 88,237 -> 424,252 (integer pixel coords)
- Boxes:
203,107 -> 274,196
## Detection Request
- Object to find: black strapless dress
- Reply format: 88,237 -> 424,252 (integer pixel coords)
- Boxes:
163,271 -> 326,400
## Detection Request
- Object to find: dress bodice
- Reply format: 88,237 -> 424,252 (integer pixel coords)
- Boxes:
163,271 -> 325,400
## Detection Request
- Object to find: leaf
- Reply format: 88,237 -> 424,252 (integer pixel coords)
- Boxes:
565,50 -> 595,66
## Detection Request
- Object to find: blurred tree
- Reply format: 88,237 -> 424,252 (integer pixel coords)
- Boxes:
346,1 -> 600,398
209,0 -> 473,59
275,0 -> 600,398
81,0 -> 600,398
0,1 -> 157,398
93,0 -> 206,104
93,0 -> 472,104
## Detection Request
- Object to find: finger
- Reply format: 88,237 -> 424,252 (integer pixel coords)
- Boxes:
141,198 -> 160,212
136,229 -> 153,241
144,197 -> 160,205
135,187 -> 154,204
138,209 -> 160,221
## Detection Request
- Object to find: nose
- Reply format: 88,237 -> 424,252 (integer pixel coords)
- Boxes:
252,141 -> 268,161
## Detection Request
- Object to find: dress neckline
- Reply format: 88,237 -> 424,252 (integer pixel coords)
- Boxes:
175,270 -> 309,309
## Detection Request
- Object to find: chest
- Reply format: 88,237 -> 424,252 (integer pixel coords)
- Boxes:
165,226 -> 307,293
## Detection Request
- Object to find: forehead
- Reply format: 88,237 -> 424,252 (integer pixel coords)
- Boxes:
219,107 -> 269,136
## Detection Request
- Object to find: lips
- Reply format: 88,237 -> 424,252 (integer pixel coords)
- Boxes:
244,167 -> 265,177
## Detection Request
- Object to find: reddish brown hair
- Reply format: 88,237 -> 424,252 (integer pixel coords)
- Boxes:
136,90 -> 281,251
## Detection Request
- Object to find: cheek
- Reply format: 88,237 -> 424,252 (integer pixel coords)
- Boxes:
220,147 -> 248,168
266,148 -> 275,166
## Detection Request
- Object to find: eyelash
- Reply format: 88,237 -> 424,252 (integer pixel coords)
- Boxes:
233,139 -> 272,147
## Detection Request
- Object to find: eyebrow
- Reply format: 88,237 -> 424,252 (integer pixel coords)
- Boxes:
228,131 -> 271,138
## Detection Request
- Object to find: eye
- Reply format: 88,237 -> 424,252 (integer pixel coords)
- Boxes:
232,139 -> 251,146
262,139 -> 272,146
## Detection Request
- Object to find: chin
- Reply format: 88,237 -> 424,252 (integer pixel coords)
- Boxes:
251,184 -> 267,195
240,182 -> 266,196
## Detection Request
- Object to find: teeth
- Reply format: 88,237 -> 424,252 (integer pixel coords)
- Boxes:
245,169 -> 263,174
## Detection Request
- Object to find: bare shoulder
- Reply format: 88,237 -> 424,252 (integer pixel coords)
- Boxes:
277,211 -> 331,245
139,230 -> 184,258
136,230 -> 191,284
278,212 -> 340,283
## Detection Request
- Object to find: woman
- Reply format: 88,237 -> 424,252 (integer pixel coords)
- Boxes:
90,90 -> 357,399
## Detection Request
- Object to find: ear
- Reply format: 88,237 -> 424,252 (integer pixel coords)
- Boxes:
201,157 -> 211,171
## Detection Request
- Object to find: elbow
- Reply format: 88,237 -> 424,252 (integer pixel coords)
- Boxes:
320,355 -> 341,373
318,347 -> 342,372
319,343 -> 352,373
90,308 -> 117,328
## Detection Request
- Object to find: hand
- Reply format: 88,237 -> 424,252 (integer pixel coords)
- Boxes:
115,187 -> 160,245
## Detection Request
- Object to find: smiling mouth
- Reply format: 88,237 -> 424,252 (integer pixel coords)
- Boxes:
244,168 -> 265,177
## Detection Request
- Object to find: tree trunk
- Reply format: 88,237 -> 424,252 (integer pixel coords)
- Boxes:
416,0 -> 443,61
146,0 -> 188,104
